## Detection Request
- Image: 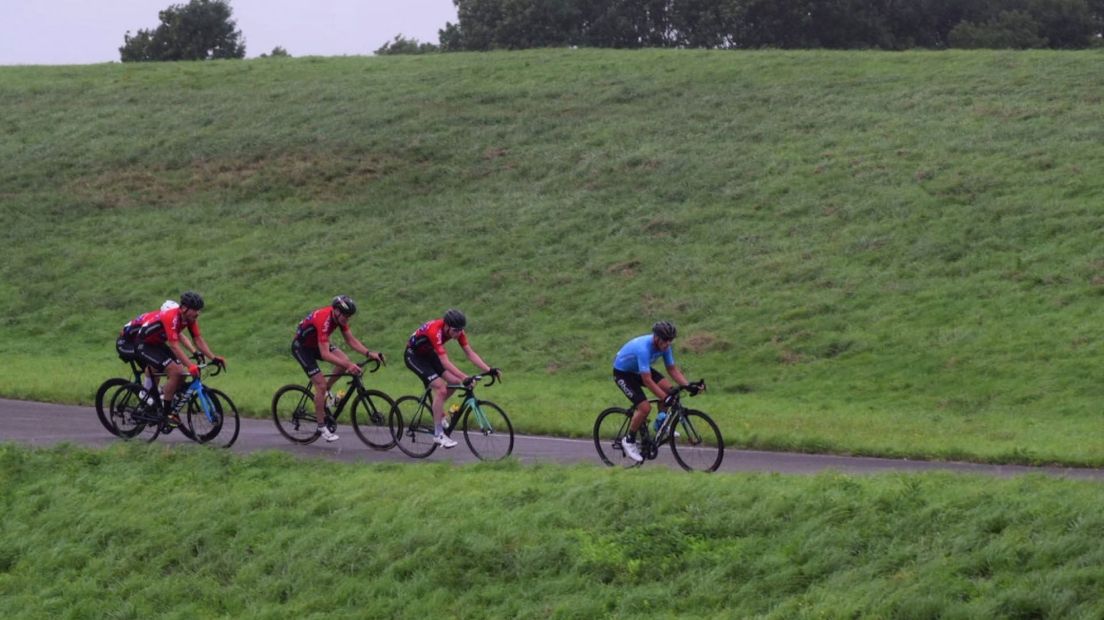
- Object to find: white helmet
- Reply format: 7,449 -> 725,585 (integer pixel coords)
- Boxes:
161,299 -> 180,311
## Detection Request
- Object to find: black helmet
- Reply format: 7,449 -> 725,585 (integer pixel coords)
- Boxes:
652,320 -> 677,341
443,309 -> 467,329
332,295 -> 357,316
180,291 -> 205,311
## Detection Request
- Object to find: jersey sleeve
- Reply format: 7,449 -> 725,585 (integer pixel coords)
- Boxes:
431,323 -> 449,356
662,347 -> 675,367
457,331 -> 469,348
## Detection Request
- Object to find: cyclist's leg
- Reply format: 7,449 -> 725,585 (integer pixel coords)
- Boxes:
292,341 -> 328,424
138,344 -> 177,413
615,369 -> 653,434
405,349 -> 450,432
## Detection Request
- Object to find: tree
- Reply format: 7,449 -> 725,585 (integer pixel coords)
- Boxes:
259,46 -> 290,58
949,10 -> 1048,48
375,35 -> 440,55
119,0 -> 246,62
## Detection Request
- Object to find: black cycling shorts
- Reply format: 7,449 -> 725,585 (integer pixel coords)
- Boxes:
137,343 -> 178,372
613,368 -> 665,407
116,337 -> 138,362
405,347 -> 444,387
292,340 -> 336,378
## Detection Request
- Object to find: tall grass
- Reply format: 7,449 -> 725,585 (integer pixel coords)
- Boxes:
1,444 -> 1102,618
2,50 -> 1103,465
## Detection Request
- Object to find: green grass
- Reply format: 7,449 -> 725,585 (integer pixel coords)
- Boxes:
1,444 -> 1102,618
2,50 -> 1104,465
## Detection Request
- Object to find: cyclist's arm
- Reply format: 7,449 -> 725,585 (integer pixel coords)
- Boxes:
319,341 -> 356,371
436,349 -> 470,381
667,364 -> 690,388
460,343 -> 492,374
180,332 -> 198,356
191,334 -> 219,361
340,330 -> 372,358
167,340 -> 192,368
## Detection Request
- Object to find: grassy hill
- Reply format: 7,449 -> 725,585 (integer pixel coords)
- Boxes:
2,49 -> 1102,465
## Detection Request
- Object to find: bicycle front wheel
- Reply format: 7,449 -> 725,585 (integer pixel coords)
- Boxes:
390,395 -> 437,458
461,400 -> 514,461
272,385 -> 321,444
670,409 -> 724,472
351,389 -> 397,450
593,407 -> 637,467
206,388 -> 240,448
185,391 -> 222,444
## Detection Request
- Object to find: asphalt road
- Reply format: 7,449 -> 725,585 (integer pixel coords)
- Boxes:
1,397 -> 1101,480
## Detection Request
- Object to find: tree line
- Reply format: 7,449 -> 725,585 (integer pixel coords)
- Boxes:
379,0 -> 1104,54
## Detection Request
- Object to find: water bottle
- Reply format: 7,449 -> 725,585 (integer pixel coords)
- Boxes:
138,388 -> 156,407
653,411 -> 667,432
445,403 -> 460,429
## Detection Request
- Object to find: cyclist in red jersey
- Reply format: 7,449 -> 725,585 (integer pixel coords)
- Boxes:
291,295 -> 384,442
117,300 -> 198,398
404,309 -> 500,448
135,291 -> 225,422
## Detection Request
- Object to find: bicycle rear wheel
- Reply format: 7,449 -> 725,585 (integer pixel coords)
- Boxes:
205,388 -> 240,448
389,395 -> 437,458
670,410 -> 724,472
95,377 -> 129,436
351,389 -> 397,450
593,407 -> 638,467
272,384 -> 321,444
461,400 -> 514,461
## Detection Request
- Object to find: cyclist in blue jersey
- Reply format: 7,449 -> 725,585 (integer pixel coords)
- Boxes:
612,321 -> 704,462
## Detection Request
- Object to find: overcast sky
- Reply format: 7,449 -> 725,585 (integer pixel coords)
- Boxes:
0,0 -> 459,65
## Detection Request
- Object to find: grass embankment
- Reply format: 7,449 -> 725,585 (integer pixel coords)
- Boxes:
2,50 -> 1103,465
1,444 -> 1102,618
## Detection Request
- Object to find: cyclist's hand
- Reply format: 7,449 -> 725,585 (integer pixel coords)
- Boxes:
686,382 -> 703,396
346,363 -> 363,376
187,364 -> 200,378
488,367 -> 502,380
662,393 -> 678,409
211,355 -> 227,368
463,375 -> 476,387
370,351 -> 386,365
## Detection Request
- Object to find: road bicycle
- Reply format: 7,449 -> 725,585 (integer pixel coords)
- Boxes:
388,373 -> 513,461
94,358 -> 146,437
271,358 -> 396,449
106,357 -> 239,447
593,381 -> 723,472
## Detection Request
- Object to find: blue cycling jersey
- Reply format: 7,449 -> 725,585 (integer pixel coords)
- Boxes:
613,334 -> 675,373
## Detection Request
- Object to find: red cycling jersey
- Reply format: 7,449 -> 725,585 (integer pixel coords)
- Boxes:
119,310 -> 159,338
137,307 -> 201,346
407,318 -> 468,357
294,306 -> 349,349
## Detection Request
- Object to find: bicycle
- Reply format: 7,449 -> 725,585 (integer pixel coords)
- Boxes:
107,357 -> 239,447
593,381 -> 723,472
271,358 -> 396,449
388,373 -> 513,461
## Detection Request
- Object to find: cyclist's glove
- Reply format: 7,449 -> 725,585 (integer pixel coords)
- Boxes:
463,375 -> 476,388
489,367 -> 502,379
212,355 -> 227,368
187,364 -> 200,378
685,383 -> 701,396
